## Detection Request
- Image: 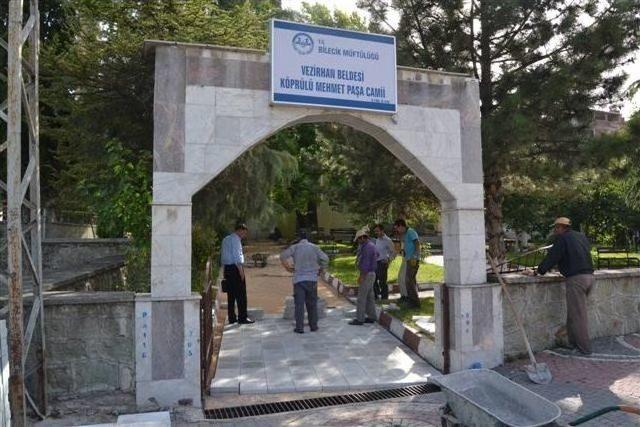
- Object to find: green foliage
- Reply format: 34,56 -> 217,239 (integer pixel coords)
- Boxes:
191,223 -> 219,293
86,140 -> 152,240
296,2 -> 367,30
38,0 -> 288,290
383,297 -> 435,332
361,0 -> 639,258
42,0 -> 280,220
329,254 -> 444,287
317,125 -> 440,225
193,144 -> 298,235
124,243 -> 151,293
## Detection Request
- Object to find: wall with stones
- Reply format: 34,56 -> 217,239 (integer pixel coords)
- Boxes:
51,265 -> 127,292
44,292 -> 135,399
500,269 -> 640,359
43,238 -> 130,271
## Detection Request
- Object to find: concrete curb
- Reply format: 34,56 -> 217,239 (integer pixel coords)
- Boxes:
322,271 -> 440,368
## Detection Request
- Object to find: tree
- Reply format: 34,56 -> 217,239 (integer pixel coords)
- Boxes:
41,0 -> 282,239
503,110 -> 640,247
360,0 -> 639,259
316,124 -> 440,225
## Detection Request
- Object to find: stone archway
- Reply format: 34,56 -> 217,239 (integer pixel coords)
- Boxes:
140,40 -> 503,407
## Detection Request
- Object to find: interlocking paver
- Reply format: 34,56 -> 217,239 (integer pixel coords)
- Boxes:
211,310 -> 440,395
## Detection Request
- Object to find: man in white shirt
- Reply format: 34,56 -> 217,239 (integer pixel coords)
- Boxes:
280,231 -> 329,333
220,223 -> 254,324
373,224 -> 396,300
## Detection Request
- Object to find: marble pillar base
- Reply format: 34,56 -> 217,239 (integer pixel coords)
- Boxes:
135,293 -> 201,408
447,283 -> 503,371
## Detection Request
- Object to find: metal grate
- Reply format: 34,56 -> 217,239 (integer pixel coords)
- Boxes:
204,383 -> 440,420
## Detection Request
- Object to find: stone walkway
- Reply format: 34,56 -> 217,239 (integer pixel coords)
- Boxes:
496,334 -> 640,426
210,310 -> 440,395
203,333 -> 640,426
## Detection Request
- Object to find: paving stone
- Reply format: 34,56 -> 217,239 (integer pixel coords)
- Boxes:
210,310 -> 440,396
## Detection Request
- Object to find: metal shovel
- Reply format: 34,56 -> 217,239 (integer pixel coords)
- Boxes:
489,256 -> 553,385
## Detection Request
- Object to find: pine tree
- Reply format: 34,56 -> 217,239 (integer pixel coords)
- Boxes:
360,0 -> 640,259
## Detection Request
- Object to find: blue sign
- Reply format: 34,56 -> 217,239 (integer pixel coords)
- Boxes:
271,19 -> 397,114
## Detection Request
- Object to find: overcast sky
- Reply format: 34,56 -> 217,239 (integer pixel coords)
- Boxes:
282,0 -> 640,118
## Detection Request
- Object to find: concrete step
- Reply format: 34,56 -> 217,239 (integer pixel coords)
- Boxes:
117,411 -> 171,426
247,307 -> 264,321
218,305 -> 264,321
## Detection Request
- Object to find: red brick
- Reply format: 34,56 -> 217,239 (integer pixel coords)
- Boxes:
379,312 -> 392,328
403,329 -> 420,352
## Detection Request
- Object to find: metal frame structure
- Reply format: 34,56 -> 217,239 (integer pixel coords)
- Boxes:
1,0 -> 46,424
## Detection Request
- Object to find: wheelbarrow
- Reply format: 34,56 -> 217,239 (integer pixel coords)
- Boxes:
433,369 -> 640,426
432,369 -> 561,427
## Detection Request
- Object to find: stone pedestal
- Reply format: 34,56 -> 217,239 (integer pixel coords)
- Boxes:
283,296 -> 327,320
135,294 -> 201,408
447,283 -> 503,371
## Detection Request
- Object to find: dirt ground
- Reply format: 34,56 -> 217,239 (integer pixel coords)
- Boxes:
241,243 -> 348,314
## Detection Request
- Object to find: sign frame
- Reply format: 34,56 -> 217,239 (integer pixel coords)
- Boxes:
270,19 -> 398,114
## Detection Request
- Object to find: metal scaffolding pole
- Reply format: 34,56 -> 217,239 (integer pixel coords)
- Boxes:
1,0 -> 46,424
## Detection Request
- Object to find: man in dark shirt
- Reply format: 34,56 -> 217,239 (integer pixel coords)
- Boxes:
527,217 -> 594,354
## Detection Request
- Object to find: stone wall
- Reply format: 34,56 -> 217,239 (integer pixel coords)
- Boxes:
44,222 -> 96,239
50,264 -> 127,292
499,269 -> 640,358
44,292 -> 135,399
43,238 -> 130,271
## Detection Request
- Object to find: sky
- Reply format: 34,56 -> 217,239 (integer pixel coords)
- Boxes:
281,0 -> 640,119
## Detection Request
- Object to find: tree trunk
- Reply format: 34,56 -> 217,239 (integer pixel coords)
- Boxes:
485,174 -> 505,261
479,1 -> 505,262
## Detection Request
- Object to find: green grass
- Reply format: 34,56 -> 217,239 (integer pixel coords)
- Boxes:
382,297 -> 435,330
318,242 -> 353,255
328,255 -> 444,287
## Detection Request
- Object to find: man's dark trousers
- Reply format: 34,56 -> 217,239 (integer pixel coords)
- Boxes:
293,281 -> 318,331
405,260 -> 420,307
224,264 -> 248,323
374,260 -> 389,300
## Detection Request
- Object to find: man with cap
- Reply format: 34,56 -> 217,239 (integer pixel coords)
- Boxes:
280,231 -> 329,333
349,227 -> 379,325
525,217 -> 594,354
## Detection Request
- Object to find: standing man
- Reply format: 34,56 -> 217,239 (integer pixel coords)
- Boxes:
394,219 -> 421,308
526,217 -> 594,354
220,223 -> 254,325
373,224 -> 396,300
349,228 -> 379,325
280,231 -> 329,334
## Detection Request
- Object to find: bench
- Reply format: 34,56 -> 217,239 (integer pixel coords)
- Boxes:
596,247 -> 640,269
330,228 -> 357,244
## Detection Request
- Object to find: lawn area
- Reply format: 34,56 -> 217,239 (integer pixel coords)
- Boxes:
328,254 -> 444,287
381,297 -> 435,330
318,242 -> 353,255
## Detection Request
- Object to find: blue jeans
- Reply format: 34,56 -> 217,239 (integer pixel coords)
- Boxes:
293,281 -> 318,331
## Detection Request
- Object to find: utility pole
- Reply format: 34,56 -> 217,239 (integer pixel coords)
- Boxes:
2,0 -> 46,424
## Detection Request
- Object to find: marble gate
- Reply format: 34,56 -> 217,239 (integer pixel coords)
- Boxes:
140,40 -> 503,407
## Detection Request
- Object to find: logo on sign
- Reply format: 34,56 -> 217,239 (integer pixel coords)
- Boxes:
292,32 -> 313,55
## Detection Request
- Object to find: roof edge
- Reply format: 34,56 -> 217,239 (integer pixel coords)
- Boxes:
143,39 -> 474,79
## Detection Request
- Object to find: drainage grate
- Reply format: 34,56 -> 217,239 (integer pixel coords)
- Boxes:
204,383 -> 440,420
